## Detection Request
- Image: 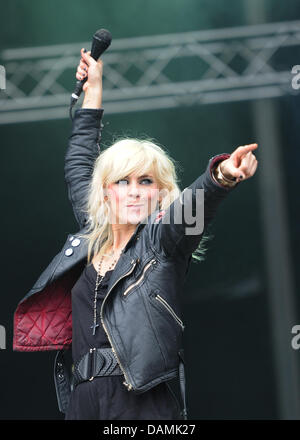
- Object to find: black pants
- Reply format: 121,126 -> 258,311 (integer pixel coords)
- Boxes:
65,375 -> 181,420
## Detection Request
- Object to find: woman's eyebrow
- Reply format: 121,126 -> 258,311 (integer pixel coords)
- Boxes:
122,174 -> 153,179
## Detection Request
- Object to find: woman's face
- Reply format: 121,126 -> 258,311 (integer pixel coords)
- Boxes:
105,171 -> 161,225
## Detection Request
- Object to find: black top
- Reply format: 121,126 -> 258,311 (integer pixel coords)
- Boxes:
71,262 -> 114,364
67,261 -> 181,420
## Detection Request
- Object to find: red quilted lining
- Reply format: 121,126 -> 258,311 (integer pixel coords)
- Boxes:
13,264 -> 83,352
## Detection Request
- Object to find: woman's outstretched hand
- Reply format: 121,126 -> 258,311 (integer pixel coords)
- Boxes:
220,143 -> 258,183
76,48 -> 103,108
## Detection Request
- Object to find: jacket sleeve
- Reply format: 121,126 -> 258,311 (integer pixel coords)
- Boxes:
64,108 -> 104,229
147,153 -> 240,258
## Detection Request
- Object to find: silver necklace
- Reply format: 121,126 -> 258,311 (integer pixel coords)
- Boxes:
91,247 -> 124,335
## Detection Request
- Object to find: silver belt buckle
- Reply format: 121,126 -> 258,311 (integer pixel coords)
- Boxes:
88,348 -> 96,381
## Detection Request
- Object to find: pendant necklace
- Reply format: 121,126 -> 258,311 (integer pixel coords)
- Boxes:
91,247 -> 124,335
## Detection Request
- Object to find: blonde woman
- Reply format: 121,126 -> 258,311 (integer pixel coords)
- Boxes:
13,48 -> 258,420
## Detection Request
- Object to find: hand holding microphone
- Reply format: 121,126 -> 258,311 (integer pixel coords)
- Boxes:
76,49 -> 103,109
76,48 -> 103,94
70,29 -> 112,113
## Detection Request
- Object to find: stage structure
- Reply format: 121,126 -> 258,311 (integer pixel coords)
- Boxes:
0,19 -> 299,124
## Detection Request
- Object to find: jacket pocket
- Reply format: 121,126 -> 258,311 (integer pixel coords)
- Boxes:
122,258 -> 157,298
151,290 -> 185,331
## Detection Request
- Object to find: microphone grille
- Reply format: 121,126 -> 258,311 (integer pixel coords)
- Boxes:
93,29 -> 112,46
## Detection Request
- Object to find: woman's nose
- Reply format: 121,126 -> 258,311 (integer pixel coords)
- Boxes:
127,182 -> 140,197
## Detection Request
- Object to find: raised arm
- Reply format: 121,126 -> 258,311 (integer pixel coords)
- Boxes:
64,49 -> 104,229
148,143 -> 258,258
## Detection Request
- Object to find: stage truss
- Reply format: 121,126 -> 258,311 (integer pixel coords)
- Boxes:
0,19 -> 299,124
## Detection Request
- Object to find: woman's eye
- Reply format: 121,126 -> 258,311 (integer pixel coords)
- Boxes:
115,178 -> 153,185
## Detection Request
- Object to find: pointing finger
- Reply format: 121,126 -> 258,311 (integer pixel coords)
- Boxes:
240,143 -> 258,154
232,143 -> 258,162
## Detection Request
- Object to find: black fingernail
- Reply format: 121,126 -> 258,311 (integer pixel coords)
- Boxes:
240,175 -> 243,179
83,48 -> 87,53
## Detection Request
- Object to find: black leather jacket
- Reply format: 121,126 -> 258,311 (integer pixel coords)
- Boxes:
13,108 -> 238,416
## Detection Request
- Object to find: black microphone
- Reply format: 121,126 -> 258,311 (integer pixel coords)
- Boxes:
70,28 -> 112,107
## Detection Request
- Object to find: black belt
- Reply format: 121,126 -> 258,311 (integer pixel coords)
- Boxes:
54,348 -> 187,420
72,347 -> 123,386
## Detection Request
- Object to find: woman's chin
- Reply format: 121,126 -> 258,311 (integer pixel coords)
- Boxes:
124,212 -> 147,225
110,209 -> 150,225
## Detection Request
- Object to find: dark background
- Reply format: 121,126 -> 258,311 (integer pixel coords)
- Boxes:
0,0 -> 299,419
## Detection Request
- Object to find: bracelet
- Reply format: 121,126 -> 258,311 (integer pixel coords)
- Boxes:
213,162 -> 237,187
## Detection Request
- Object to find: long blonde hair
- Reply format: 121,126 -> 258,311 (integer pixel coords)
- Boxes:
77,137 -> 211,263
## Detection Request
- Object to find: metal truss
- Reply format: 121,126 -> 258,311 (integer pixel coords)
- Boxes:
0,19 -> 299,124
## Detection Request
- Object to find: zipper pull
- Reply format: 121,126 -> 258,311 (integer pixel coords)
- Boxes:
123,380 -> 133,391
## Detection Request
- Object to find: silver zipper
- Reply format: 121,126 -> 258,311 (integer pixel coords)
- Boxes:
100,258 -> 138,391
155,293 -> 185,331
123,258 -> 156,296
